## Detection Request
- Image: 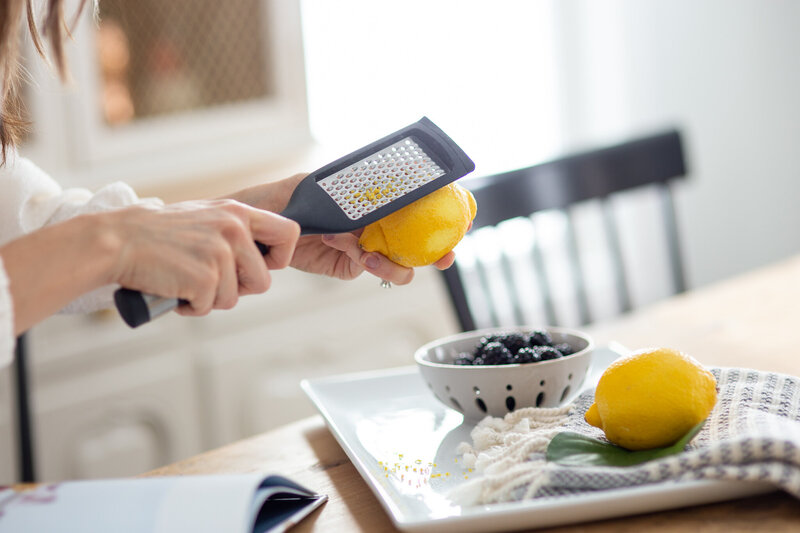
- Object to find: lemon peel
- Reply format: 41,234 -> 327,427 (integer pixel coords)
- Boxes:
585,347 -> 717,451
358,182 -> 477,267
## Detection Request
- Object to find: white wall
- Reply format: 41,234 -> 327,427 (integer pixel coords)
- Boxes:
304,0 -> 800,289
553,0 -> 800,287
301,0 -> 564,182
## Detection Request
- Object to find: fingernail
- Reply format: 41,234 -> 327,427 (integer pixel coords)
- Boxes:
364,254 -> 379,269
322,234 -> 335,242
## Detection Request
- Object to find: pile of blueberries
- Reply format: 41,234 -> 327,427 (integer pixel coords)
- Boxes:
454,329 -> 576,366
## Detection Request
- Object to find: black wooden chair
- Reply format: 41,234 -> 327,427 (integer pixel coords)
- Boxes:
14,333 -> 36,482
441,130 -> 687,332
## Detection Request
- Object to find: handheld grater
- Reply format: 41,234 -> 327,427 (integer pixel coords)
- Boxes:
114,116 -> 475,328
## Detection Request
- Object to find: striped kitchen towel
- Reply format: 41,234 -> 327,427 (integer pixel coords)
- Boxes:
451,368 -> 800,505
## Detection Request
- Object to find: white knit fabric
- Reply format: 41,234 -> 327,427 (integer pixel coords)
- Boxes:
450,367 -> 800,506
449,405 -> 572,505
0,152 -> 162,366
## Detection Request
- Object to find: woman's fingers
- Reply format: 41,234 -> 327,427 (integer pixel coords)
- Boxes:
110,200 -> 301,317
362,252 -> 415,285
319,232 -> 362,260
213,202 -> 298,297
179,263 -> 220,316
234,241 -> 271,296
319,232 -> 457,284
321,233 -> 415,285
433,251 -> 456,270
214,251 -> 240,309
247,208 -> 300,270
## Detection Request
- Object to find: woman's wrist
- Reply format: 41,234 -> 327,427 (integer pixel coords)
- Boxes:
75,211 -> 125,287
223,173 -> 306,213
1,212 -> 124,334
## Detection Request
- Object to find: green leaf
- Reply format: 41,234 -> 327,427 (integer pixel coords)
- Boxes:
546,421 -> 705,467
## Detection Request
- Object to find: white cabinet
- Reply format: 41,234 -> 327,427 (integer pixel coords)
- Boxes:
12,268 -> 459,482
20,314 -> 203,482
195,268 -> 458,448
32,347 -> 201,481
21,0 -> 309,191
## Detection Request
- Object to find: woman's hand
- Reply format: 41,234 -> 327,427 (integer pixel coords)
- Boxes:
226,174 -> 456,285
107,199 -> 300,315
2,199 -> 300,334
291,232 -> 455,285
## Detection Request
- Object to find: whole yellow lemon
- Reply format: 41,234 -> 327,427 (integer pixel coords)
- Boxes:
358,183 -> 477,267
584,348 -> 717,451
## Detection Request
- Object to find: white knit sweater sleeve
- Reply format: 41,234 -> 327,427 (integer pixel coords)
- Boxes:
0,153 -> 163,366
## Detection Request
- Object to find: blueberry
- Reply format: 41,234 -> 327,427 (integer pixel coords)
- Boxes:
514,346 -> 541,364
501,333 -> 529,355
474,335 -> 505,357
554,342 -> 575,356
478,334 -> 504,347
535,345 -> 562,361
480,342 -> 513,365
529,329 -> 553,347
454,353 -> 474,365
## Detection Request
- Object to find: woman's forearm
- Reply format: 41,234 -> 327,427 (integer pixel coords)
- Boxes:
223,173 -> 306,213
1,214 -> 118,335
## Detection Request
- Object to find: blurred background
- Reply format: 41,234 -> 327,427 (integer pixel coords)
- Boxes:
2,0 -> 798,482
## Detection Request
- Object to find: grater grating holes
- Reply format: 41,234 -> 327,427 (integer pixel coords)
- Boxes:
318,138 -> 445,220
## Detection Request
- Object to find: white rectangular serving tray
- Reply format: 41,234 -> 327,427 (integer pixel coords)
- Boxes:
301,345 -> 774,532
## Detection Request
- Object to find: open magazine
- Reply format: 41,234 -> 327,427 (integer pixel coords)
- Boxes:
0,473 -> 326,533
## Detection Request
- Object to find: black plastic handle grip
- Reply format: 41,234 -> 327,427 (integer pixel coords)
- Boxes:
114,241 -> 269,328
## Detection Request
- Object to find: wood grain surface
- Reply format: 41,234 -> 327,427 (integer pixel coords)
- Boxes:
144,255 -> 800,532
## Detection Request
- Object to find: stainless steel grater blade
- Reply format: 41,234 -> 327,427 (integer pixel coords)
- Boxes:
317,137 -> 445,221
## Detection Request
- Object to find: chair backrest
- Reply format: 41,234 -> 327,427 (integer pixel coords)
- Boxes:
441,130 -> 687,332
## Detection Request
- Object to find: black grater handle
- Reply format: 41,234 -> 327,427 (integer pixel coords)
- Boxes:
114,241 -> 269,328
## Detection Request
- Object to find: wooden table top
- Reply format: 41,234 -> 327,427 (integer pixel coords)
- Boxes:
146,255 -> 800,532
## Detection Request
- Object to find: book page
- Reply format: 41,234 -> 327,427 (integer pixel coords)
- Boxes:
0,474 -> 324,533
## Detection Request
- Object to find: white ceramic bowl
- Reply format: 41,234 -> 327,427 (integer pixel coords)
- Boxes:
415,326 -> 594,420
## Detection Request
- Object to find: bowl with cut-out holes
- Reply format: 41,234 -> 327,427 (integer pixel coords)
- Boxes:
415,326 -> 594,421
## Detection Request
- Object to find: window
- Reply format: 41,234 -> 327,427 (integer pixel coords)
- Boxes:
301,0 -> 563,177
